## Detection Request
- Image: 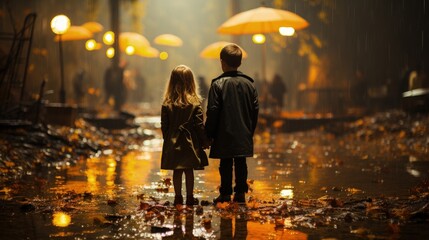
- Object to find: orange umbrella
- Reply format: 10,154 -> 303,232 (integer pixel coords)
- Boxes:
218,6 -> 309,35
200,41 -> 248,59
81,21 -> 104,33
134,46 -> 159,58
154,34 -> 183,47
119,32 -> 150,51
54,26 -> 93,42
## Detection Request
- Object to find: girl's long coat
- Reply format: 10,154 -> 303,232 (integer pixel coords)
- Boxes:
160,103 -> 209,170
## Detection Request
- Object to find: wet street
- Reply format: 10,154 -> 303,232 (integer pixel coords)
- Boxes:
3,0 -> 429,239
1,110 -> 429,239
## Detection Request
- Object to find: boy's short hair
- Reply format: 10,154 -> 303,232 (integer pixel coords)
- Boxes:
220,44 -> 242,68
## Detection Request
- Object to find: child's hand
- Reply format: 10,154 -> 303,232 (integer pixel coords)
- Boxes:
202,139 -> 213,149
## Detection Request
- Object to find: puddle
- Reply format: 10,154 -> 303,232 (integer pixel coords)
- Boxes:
1,115 -> 429,239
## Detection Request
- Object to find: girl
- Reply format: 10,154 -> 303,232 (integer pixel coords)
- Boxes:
160,65 -> 209,206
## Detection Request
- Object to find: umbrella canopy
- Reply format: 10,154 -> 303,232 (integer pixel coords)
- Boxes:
119,32 -> 150,51
81,21 -> 104,33
54,26 -> 93,42
154,34 -> 183,47
134,46 -> 159,58
200,41 -> 248,59
217,6 -> 309,35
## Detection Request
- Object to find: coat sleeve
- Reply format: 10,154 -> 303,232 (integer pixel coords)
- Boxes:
252,87 -> 259,134
193,105 -> 210,148
205,82 -> 221,139
161,105 -> 169,138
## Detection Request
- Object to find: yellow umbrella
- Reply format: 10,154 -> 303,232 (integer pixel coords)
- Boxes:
200,41 -> 248,59
81,21 -> 104,33
218,7 -> 308,81
218,6 -> 309,35
154,34 -> 183,47
54,26 -> 93,42
135,46 -> 159,58
119,32 -> 150,51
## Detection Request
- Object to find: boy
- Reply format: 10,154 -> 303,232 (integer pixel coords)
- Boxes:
205,43 -> 259,203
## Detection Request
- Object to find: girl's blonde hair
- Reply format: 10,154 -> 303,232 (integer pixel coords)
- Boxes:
162,65 -> 202,107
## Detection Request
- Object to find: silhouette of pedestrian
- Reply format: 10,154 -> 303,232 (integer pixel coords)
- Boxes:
104,64 -> 126,111
73,69 -> 86,106
269,74 -> 287,114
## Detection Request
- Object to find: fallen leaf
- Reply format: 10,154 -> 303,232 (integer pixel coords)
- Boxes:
216,202 -> 229,209
274,218 -> 285,227
350,227 -> 370,235
201,218 -> 212,231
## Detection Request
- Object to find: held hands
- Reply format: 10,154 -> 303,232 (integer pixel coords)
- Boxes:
202,138 -> 213,149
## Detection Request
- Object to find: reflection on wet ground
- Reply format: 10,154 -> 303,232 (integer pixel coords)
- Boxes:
1,112 -> 429,239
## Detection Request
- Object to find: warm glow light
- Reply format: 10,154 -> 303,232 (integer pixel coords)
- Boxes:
52,212 -> 71,227
252,34 -> 266,44
86,169 -> 97,186
121,151 -> 153,187
137,152 -> 152,161
50,15 -> 70,35
280,188 -> 294,199
103,31 -> 115,45
107,157 -> 117,168
106,157 -> 116,188
106,47 -> 115,58
159,51 -> 169,60
86,157 -> 101,193
283,217 -> 294,228
85,39 -> 96,51
125,45 -> 135,55
279,27 -> 295,36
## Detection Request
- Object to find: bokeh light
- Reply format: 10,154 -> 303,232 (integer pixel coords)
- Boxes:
85,39 -> 96,51
106,47 -> 115,58
252,34 -> 266,44
103,31 -> 115,45
279,27 -> 295,36
50,15 -> 70,35
52,212 -> 71,227
125,45 -> 135,55
159,51 -> 169,60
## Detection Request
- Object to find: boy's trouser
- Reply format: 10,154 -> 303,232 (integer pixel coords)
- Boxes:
219,157 -> 248,195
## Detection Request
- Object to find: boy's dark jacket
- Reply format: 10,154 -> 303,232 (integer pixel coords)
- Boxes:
205,71 -> 259,158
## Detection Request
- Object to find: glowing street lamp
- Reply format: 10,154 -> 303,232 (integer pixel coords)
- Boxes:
85,39 -> 101,51
51,14 -> 71,104
125,45 -> 135,55
85,39 -> 96,51
106,47 -> 115,58
51,15 -> 70,35
252,34 -> 266,44
279,27 -> 295,36
103,31 -> 115,45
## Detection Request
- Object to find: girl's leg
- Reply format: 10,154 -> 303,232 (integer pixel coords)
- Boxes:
173,169 -> 184,205
184,169 -> 198,205
184,169 -> 194,197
